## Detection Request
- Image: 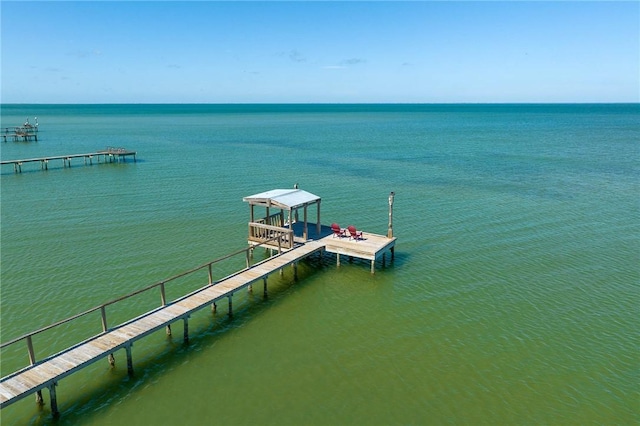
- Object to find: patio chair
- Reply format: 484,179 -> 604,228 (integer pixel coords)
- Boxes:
347,225 -> 363,241
331,223 -> 346,238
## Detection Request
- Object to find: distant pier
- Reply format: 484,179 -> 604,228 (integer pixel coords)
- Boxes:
1,147 -> 137,173
3,117 -> 39,142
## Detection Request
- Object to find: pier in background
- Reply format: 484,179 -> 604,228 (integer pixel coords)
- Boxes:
1,147 -> 137,173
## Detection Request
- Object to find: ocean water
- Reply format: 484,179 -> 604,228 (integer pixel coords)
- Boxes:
0,104 -> 638,425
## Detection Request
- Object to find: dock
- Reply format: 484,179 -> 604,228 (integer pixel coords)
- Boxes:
3,120 -> 39,142
0,189 -> 397,418
0,147 -> 137,173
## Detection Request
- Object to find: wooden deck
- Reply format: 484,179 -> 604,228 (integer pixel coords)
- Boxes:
288,222 -> 396,273
0,229 -> 396,417
323,231 -> 397,272
0,147 -> 136,173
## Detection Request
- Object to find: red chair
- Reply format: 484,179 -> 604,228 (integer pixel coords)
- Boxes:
347,225 -> 363,241
331,223 -> 346,238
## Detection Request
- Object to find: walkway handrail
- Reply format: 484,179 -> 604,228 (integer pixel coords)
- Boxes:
248,222 -> 294,249
0,235 -> 287,364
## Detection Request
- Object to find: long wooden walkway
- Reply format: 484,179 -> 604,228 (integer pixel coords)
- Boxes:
0,147 -> 136,173
0,240 -> 325,416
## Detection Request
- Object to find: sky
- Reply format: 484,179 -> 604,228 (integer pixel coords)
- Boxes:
1,1 -> 638,104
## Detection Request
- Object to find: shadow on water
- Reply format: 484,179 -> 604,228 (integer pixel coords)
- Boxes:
16,250 -> 398,425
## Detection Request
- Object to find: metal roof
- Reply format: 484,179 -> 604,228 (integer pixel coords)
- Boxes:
243,189 -> 321,209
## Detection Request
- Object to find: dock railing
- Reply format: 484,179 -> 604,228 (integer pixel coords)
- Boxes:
248,222 -> 294,250
0,235 -> 286,379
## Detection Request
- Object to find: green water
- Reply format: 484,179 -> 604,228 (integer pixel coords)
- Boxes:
1,104 -> 638,425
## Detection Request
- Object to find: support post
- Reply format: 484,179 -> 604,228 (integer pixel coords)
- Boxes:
126,345 -> 134,376
161,283 -> 171,335
100,306 -> 108,332
183,317 -> 189,344
27,336 -> 44,404
303,206 -> 308,240
208,264 -> 213,284
26,335 -> 36,365
49,383 -> 59,418
228,295 -> 233,317
160,282 -> 167,306
263,277 -> 268,297
336,253 -> 341,267
108,353 -> 115,367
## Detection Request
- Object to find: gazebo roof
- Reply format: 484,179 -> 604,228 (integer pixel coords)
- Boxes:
243,189 -> 320,210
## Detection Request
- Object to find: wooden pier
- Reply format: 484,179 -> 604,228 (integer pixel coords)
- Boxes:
0,189 -> 396,418
0,147 -> 137,173
3,122 -> 39,142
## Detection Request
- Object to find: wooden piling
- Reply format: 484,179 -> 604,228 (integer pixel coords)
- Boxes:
126,345 -> 134,376
49,383 -> 59,418
183,317 -> 189,344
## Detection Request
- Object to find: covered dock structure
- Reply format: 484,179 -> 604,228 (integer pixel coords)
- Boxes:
243,188 -> 322,249
243,188 -> 396,273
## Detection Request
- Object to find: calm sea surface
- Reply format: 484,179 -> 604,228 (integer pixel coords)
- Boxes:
1,104 -> 638,425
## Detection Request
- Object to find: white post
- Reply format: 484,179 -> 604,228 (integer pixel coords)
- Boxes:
387,192 -> 395,238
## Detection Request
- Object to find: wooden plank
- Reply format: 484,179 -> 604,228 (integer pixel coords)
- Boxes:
0,385 -> 15,401
62,344 -> 103,363
0,378 -> 31,395
135,314 -> 169,329
31,361 -> 66,377
164,304 -> 190,317
13,371 -> 48,388
48,357 -> 77,373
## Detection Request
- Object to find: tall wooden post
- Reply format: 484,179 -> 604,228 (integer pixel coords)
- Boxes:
387,192 -> 395,238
